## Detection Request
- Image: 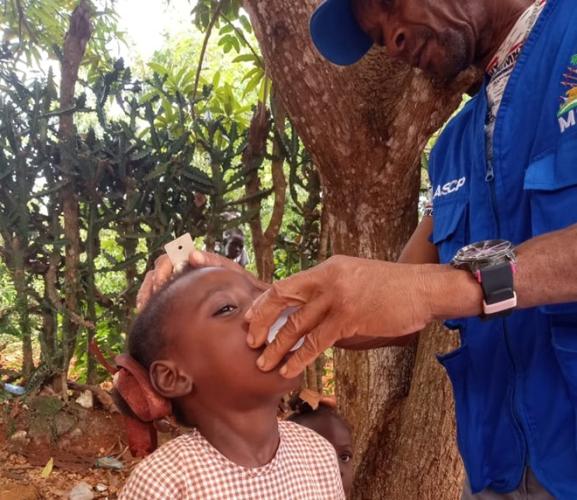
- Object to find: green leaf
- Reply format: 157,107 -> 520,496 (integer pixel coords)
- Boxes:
181,166 -> 215,193
241,67 -> 261,83
243,70 -> 264,98
219,24 -> 233,35
232,54 -> 257,64
212,70 -> 222,89
148,62 -> 169,76
230,36 -> 241,53
239,15 -> 253,34
143,163 -> 169,182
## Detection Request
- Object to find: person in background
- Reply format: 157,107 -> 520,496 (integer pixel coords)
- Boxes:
287,394 -> 354,497
223,227 -> 249,268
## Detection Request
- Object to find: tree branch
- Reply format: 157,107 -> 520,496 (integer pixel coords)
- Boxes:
191,0 -> 225,119
264,103 -> 287,243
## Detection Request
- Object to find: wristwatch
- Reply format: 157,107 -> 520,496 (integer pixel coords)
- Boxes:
451,240 -> 518,318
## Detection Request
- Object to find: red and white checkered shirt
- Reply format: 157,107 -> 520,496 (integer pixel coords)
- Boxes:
119,420 -> 345,499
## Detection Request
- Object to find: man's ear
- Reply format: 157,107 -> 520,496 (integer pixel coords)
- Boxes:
150,360 -> 194,398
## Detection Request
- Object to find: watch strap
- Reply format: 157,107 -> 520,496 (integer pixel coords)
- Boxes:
477,261 -> 517,318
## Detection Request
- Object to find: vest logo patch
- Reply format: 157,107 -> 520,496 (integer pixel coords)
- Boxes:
558,54 -> 577,133
433,177 -> 466,199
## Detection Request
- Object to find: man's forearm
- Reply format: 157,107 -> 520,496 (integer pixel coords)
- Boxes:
515,223 -> 577,309
428,224 -> 577,319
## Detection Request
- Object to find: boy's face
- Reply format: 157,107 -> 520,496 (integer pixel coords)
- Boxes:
163,268 -> 301,406
300,414 -> 354,496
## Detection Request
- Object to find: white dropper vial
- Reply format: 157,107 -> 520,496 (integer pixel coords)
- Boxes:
267,306 -> 305,352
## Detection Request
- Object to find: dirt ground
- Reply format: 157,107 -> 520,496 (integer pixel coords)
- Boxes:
0,393 -> 143,499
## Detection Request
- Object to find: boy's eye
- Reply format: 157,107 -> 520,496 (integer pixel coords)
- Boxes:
213,304 -> 238,317
339,453 -> 352,463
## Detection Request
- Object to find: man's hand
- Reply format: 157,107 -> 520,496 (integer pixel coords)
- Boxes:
246,255 -> 482,379
136,250 -> 267,311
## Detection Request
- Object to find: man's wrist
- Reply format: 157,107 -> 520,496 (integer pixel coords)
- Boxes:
421,264 -> 484,321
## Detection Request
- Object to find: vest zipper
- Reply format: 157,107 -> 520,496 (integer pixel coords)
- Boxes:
486,162 -> 528,466
485,163 -> 501,237
502,321 -> 529,466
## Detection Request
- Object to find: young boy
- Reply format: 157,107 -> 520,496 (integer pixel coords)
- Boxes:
118,266 -> 345,499
288,396 -> 354,497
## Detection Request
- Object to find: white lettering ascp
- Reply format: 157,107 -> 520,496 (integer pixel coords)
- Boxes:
433,177 -> 467,199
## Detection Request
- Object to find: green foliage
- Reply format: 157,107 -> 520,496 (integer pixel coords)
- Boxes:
273,127 -> 323,279
0,260 -> 17,336
0,0 -> 123,76
0,0 -> 324,384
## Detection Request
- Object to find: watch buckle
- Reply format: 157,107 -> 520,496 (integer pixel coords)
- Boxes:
483,292 -> 518,317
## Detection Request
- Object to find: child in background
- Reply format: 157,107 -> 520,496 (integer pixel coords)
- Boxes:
288,395 -> 354,497
118,265 -> 345,499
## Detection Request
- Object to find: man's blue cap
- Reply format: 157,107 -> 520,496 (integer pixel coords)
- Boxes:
310,0 -> 373,66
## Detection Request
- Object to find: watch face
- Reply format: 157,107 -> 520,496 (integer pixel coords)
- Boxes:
453,240 -> 514,266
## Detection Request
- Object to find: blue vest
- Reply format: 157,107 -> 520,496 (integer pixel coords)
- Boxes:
429,1 -> 577,496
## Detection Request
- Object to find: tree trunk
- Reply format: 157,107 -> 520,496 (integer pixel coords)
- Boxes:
11,237 -> 34,379
41,155 -> 63,375
40,277 -> 57,368
362,323 -> 465,499
85,199 -> 98,384
118,189 -> 139,338
244,103 -> 288,283
244,1 -> 478,497
58,0 -> 91,385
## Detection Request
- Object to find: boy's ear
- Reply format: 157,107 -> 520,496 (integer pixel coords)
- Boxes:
150,360 -> 194,398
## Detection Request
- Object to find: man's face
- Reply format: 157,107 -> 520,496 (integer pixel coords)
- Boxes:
225,236 -> 244,260
352,0 -> 475,80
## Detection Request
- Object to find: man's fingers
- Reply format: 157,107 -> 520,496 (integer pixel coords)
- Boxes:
280,320 -> 341,379
152,255 -> 173,292
246,270 -> 320,346
136,271 -> 154,312
256,296 -> 331,372
246,287 -> 294,348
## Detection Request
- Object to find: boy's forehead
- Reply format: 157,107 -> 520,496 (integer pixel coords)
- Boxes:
301,412 -> 352,442
174,267 -> 258,301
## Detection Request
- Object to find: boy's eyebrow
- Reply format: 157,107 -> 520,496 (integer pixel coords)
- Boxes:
193,284 -> 233,308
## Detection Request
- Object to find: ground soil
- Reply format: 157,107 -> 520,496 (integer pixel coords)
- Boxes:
0,392 -> 145,499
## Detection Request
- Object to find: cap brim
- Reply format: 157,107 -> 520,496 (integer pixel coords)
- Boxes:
310,0 -> 373,66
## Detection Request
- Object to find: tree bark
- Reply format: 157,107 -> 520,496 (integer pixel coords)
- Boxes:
11,237 -> 34,379
117,175 -> 139,338
243,0 -> 478,497
364,323 -> 465,499
58,0 -> 92,385
244,103 -> 288,283
85,198 -> 98,384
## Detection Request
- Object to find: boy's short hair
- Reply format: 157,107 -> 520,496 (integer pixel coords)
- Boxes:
129,264 -> 197,369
